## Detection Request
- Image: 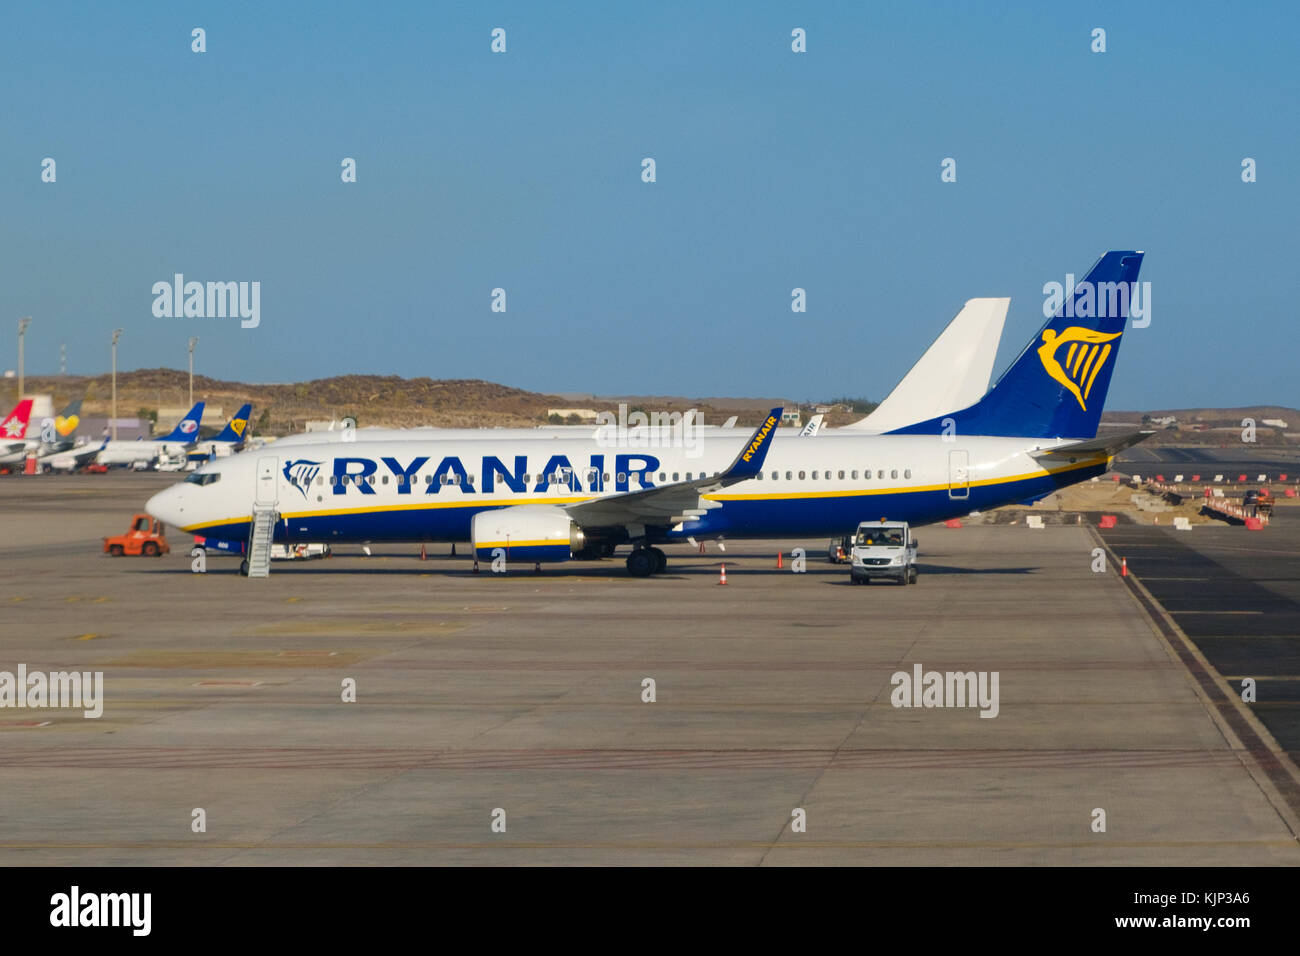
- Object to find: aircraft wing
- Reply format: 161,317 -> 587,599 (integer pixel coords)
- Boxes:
1028,430 -> 1154,461
565,407 -> 781,530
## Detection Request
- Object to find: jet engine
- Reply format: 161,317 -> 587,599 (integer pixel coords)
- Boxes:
471,505 -> 586,564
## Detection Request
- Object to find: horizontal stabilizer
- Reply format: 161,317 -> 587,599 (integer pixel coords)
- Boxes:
1029,430 -> 1154,461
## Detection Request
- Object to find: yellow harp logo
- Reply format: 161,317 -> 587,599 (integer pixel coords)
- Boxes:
1037,327 -> 1122,411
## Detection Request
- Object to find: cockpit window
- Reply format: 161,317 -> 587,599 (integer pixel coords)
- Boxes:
185,472 -> 221,486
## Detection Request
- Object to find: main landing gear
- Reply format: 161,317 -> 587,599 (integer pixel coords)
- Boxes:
626,546 -> 667,577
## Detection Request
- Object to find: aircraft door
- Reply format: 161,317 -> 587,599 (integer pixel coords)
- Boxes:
948,450 -> 970,500
256,457 -> 279,506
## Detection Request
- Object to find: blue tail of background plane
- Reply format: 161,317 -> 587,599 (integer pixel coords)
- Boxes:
213,403 -> 252,443
889,250 -> 1144,439
161,402 -> 204,442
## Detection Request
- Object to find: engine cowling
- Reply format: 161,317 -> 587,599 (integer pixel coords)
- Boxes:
471,505 -> 585,563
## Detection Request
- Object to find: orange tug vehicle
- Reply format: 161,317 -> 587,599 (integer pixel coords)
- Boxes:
103,513 -> 170,557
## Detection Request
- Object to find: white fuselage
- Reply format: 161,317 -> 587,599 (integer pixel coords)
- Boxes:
147,430 -> 1105,546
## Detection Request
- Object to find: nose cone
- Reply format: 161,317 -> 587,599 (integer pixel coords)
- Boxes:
146,485 -> 187,528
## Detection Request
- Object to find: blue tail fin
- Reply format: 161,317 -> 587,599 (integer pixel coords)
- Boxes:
889,251 -> 1144,439
161,402 -> 204,442
213,403 -> 252,443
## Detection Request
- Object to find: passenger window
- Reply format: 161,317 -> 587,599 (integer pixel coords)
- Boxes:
523,475 -> 531,483
316,476 -> 324,485
603,473 -> 610,483
382,475 -> 389,484
798,471 -> 806,480
617,472 -> 627,483
770,471 -> 777,480
851,470 -> 858,479
812,471 -> 818,480
904,469 -> 911,479
878,470 -> 884,479
891,470 -> 898,479
864,470 -> 871,480
837,470 -> 844,479
785,471 -> 792,480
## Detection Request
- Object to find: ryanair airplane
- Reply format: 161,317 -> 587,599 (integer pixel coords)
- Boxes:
147,251 -> 1148,577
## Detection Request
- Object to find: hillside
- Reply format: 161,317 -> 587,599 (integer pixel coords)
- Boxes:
13,370 -> 796,434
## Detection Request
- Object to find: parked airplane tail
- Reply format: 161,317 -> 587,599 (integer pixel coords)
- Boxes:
161,402 -> 205,442
1,399 -> 35,442
889,251 -> 1144,439
213,404 -> 253,443
846,297 -> 1009,433
55,397 -> 83,437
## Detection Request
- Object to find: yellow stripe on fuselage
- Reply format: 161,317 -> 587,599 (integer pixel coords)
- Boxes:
475,538 -> 569,549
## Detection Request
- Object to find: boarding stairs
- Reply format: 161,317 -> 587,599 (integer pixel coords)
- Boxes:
246,506 -> 278,578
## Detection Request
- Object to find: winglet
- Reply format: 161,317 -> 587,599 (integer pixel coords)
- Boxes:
722,407 -> 782,480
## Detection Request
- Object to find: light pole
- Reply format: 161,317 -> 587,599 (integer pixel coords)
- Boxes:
17,317 -> 31,401
188,337 -> 199,406
111,328 -> 123,440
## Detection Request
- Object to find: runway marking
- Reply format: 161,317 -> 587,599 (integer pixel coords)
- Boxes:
1166,610 -> 1263,615
1224,675 -> 1300,682
0,746 -> 1258,771
108,650 -> 371,669
74,633 -> 103,641
0,840 -> 1291,851
193,680 -> 266,687
1093,527 -> 1300,834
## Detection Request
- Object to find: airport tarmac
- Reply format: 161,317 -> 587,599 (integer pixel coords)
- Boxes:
1,474 -> 1298,865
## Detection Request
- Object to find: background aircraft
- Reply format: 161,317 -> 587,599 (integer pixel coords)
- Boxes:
95,402 -> 205,467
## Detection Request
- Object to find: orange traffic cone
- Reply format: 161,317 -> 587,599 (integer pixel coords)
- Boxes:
718,563 -> 727,585
1121,557 -> 1128,577
776,551 -> 783,569
420,543 -> 427,561
699,541 -> 705,554
472,560 -> 479,573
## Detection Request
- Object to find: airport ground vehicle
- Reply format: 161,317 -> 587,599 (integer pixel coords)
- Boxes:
827,535 -> 851,563
849,520 -> 917,585
271,543 -> 332,560
1244,488 -> 1273,517
103,514 -> 170,557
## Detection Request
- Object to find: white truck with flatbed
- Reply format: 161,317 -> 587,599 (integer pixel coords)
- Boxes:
849,520 -> 918,585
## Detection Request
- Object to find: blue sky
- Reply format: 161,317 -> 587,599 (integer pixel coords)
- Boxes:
2,1 -> 1296,408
